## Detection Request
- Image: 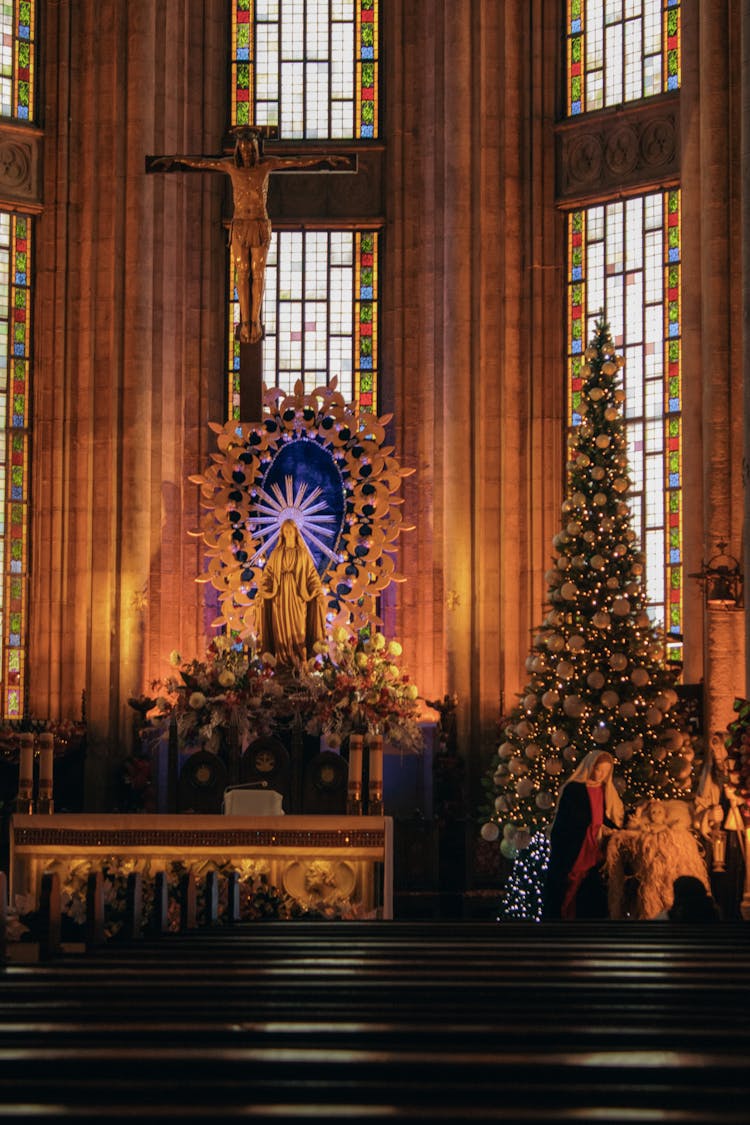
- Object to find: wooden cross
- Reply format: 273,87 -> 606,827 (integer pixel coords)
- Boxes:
146,126 -> 356,421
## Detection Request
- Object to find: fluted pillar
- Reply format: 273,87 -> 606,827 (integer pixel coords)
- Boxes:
383,1 -> 563,789
743,0 -> 750,699
682,0 -> 745,736
31,1 -> 227,806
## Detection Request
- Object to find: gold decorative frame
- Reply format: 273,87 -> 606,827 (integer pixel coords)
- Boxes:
190,379 -> 412,638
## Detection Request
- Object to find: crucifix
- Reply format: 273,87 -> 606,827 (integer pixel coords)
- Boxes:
146,126 -> 355,419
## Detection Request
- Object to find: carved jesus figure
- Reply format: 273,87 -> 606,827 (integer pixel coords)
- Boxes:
149,128 -> 350,344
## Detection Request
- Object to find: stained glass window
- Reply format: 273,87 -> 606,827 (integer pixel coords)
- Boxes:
567,0 -> 680,116
232,0 -> 378,139
229,2 -> 379,419
0,0 -> 35,121
0,2 -> 34,718
567,190 -> 682,662
0,212 -> 31,716
228,229 -> 378,416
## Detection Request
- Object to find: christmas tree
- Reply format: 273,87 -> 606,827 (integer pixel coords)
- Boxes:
480,320 -> 697,909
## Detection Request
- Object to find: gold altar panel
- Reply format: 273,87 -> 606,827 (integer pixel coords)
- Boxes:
10,814 -> 393,920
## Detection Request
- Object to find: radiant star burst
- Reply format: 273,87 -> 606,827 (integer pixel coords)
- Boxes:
249,474 -> 340,566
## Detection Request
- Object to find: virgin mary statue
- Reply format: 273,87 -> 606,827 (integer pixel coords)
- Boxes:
261,519 -> 327,665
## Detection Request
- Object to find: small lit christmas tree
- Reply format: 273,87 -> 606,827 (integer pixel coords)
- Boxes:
480,320 -> 697,914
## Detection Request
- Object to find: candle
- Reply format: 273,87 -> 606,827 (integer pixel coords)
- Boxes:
347,733 -> 363,814
39,732 -> 54,807
18,733 -> 34,808
368,733 -> 384,814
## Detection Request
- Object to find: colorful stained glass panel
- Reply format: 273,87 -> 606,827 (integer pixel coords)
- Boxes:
567,0 -> 679,115
228,229 -> 379,417
0,213 -> 30,716
0,1 -> 35,120
231,0 -> 378,138
566,191 -> 682,662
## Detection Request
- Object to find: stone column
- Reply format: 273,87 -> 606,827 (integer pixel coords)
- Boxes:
31,1 -> 228,806
682,0 -> 746,735
743,0 -> 750,700
383,0 -> 563,790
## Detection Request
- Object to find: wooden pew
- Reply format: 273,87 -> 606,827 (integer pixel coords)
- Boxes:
0,920 -> 748,1121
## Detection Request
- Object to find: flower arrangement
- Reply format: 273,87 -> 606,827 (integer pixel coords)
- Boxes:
140,636 -> 281,754
300,628 -> 423,753
10,857 -> 303,943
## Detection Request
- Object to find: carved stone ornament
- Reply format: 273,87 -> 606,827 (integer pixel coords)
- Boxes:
0,126 -> 41,209
190,378 -> 414,639
556,94 -> 680,207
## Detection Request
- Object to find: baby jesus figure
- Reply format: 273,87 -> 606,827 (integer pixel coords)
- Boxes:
605,798 -> 711,919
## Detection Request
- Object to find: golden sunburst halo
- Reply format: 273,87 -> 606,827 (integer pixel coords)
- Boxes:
190,378 -> 413,639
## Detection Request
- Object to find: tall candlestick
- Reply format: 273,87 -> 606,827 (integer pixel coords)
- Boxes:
38,732 -> 55,814
17,733 -> 34,813
368,732 -> 383,816
347,733 -> 363,815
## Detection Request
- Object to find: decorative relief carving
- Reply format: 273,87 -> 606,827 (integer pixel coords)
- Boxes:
640,117 -> 676,167
0,142 -> 30,188
0,126 -> 41,208
567,135 -> 602,187
556,94 -> 680,206
604,125 -> 639,177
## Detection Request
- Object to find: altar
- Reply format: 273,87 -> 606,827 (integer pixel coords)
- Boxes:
10,813 -> 393,920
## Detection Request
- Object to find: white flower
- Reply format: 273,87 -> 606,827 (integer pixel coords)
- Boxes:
218,670 -> 235,687
372,632 -> 386,651
169,650 -> 182,667
189,691 -> 207,709
388,640 -> 403,657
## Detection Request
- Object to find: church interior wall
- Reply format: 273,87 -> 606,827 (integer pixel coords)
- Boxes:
1,0 -> 744,814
